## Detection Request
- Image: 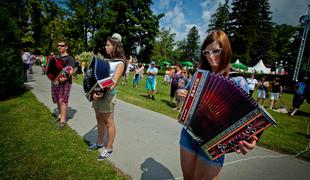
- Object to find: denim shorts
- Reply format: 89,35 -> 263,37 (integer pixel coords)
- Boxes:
270,92 -> 280,100
179,128 -> 225,167
257,89 -> 266,99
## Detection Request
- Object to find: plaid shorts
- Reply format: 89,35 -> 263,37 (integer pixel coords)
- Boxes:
51,81 -> 72,105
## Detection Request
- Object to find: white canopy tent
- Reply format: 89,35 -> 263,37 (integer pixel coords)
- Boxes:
234,59 -> 241,64
248,59 -> 271,74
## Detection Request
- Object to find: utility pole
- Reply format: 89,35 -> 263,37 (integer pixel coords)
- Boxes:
293,5 -> 310,81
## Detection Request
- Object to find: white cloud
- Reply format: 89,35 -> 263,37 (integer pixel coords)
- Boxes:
160,1 -> 187,41
166,4 -> 187,28
158,0 -> 174,9
157,0 -> 226,42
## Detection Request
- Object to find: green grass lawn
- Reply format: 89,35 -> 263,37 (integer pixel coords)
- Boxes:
76,72 -> 310,161
0,92 -> 128,179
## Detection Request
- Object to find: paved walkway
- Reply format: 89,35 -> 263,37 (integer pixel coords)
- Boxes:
27,66 -> 310,180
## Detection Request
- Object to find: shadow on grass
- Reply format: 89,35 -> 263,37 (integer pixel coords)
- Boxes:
0,84 -> 30,101
296,111 -> 310,117
295,132 -> 310,139
140,157 -> 174,180
140,94 -> 151,99
161,99 -> 176,108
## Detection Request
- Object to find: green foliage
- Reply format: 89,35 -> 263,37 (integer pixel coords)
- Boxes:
182,26 -> 200,63
250,0 -> 274,66
229,0 -> 259,65
207,0 -> 230,33
91,0 -> 163,61
272,24 -> 297,74
150,28 -> 176,64
0,6 -> 24,99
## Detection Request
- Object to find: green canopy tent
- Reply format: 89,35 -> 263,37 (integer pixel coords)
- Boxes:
180,61 -> 193,67
231,59 -> 248,70
160,60 -> 171,67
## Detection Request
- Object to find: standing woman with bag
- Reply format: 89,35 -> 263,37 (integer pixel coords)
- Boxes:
88,33 -> 126,161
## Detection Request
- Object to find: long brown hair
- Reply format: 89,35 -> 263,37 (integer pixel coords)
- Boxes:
106,36 -> 126,60
106,36 -> 127,74
199,30 -> 232,77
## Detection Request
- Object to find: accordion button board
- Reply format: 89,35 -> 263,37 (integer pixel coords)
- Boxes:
83,56 -> 114,101
178,70 -> 277,160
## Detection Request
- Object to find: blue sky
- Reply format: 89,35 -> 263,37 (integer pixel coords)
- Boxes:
151,0 -> 309,42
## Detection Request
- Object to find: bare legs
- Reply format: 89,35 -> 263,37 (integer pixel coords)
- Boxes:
257,98 -> 266,106
180,148 -> 222,180
270,100 -> 278,109
57,102 -> 68,123
95,110 -> 115,149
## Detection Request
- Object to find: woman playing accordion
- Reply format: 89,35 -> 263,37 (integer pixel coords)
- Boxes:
178,30 -> 260,180
87,33 -> 126,161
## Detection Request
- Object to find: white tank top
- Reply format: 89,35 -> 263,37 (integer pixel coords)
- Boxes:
109,60 -> 124,76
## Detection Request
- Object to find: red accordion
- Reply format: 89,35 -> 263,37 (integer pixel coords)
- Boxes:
178,70 -> 277,160
46,56 -> 73,85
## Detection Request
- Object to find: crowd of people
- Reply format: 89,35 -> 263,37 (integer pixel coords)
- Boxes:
22,30 -> 309,179
245,73 -> 309,116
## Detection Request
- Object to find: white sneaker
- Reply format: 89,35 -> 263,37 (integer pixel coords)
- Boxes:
98,149 -> 113,161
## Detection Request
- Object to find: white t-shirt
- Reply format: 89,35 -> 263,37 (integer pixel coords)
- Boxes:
22,52 -> 31,64
247,78 -> 258,90
109,61 -> 124,76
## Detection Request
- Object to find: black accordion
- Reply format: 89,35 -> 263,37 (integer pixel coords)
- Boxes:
83,56 -> 114,101
179,70 -> 277,160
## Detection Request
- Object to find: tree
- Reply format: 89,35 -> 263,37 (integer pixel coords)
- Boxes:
228,0 -> 259,65
182,26 -> 200,63
171,39 -> 187,64
271,24 -> 297,74
66,0 -> 104,53
0,1 -> 24,98
207,0 -> 230,33
250,0 -> 274,66
41,0 -> 67,54
105,0 -> 163,61
150,28 -> 176,64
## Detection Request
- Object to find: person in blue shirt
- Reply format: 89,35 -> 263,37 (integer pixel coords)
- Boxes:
290,76 -> 309,116
146,61 -> 158,100
177,30 -> 258,180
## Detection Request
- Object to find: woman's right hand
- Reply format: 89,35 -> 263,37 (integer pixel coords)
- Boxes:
177,89 -> 188,100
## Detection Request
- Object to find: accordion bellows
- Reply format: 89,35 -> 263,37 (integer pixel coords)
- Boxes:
83,56 -> 114,101
179,70 -> 277,160
46,56 -> 65,81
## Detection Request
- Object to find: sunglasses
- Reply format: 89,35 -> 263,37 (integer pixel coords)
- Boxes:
57,44 -> 65,47
202,48 -> 222,56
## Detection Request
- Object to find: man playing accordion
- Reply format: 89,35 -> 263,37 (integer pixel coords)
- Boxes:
49,41 -> 75,128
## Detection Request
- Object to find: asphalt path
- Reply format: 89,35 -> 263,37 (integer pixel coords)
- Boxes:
27,66 -> 310,180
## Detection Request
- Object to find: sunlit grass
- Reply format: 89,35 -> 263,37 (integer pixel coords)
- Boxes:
0,91 -> 129,179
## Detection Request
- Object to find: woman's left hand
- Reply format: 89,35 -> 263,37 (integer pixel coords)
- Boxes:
235,136 -> 258,155
109,83 -> 116,90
